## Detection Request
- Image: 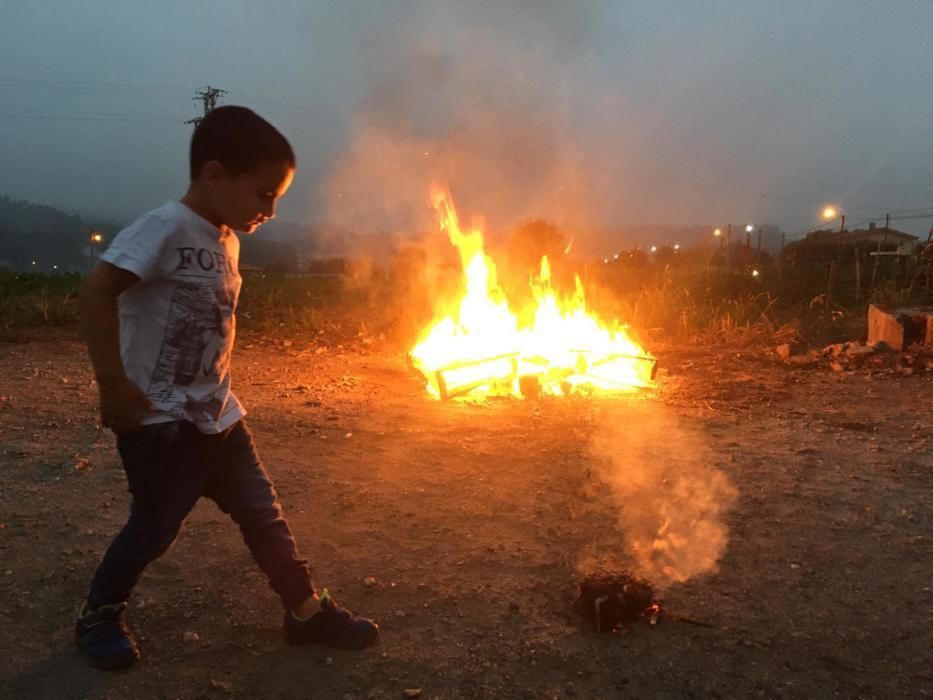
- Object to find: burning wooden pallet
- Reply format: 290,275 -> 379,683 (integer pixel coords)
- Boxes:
409,351 -> 657,400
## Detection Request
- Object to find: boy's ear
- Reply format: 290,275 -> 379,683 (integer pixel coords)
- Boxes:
198,160 -> 229,182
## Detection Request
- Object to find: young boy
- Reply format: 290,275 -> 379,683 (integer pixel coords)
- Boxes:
76,106 -> 378,670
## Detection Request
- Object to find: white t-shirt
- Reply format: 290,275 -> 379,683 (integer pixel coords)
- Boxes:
100,201 -> 245,434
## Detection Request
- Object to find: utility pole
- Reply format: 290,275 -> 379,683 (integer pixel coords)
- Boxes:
186,85 -> 227,128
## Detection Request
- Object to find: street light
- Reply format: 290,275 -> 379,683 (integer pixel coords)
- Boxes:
821,204 -> 846,250
821,205 -> 844,229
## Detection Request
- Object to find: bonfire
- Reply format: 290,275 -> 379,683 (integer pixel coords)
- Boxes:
409,185 -> 657,400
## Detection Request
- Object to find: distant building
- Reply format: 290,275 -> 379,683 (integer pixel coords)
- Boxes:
790,224 -> 918,258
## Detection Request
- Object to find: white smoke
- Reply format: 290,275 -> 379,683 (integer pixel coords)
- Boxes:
587,401 -> 738,588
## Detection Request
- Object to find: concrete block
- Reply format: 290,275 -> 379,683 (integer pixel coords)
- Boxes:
868,305 -> 906,351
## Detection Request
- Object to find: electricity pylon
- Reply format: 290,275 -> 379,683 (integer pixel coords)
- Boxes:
186,85 -> 227,128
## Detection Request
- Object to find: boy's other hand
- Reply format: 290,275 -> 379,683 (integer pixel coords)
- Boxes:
98,377 -> 154,433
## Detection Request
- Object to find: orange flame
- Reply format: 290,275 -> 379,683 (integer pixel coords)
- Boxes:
410,185 -> 655,399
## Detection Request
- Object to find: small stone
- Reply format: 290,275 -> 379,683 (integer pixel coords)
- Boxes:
403,690 -> 422,699
209,679 -> 233,694
324,656 -> 334,666
845,343 -> 875,357
363,576 -> 378,588
830,362 -> 845,372
775,343 -> 803,360
183,631 -> 200,642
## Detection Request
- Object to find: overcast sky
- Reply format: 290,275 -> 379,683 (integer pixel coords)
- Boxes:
2,0 -> 932,240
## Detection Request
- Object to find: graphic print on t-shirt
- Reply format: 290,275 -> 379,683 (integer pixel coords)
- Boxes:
147,280 -> 237,424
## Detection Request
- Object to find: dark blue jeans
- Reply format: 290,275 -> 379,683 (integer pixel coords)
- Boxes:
88,419 -> 313,610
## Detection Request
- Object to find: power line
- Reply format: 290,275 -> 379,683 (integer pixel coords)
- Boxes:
0,77 -> 194,94
0,78 -> 348,129
0,111 -> 186,124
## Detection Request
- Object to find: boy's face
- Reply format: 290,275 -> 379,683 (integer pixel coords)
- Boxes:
210,159 -> 295,233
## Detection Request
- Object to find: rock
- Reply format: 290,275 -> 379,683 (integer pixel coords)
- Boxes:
402,690 -> 422,699
775,344 -> 794,360
183,631 -> 200,642
363,576 -> 378,588
845,343 -> 875,357
830,362 -> 845,372
209,679 -> 233,694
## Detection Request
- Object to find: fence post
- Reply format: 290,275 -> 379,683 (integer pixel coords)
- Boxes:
871,237 -> 881,290
855,249 -> 861,303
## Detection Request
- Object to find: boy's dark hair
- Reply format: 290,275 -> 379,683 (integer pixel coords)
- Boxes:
189,106 -> 295,180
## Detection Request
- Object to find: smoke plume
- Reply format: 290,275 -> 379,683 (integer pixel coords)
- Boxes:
322,2 -> 614,250
586,402 -> 737,588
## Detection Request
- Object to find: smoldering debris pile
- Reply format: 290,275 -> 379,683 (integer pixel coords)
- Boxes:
575,570 -> 662,633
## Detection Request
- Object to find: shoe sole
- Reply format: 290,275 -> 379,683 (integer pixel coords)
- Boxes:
76,636 -> 140,671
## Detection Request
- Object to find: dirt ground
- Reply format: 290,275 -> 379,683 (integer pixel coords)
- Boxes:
0,329 -> 930,699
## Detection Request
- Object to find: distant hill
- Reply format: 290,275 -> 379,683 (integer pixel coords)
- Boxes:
0,195 -> 106,272
0,196 -> 350,274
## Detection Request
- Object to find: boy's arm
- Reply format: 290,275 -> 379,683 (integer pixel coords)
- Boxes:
79,262 -> 153,432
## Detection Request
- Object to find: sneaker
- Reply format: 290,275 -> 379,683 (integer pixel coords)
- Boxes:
284,592 -> 379,650
75,601 -> 140,670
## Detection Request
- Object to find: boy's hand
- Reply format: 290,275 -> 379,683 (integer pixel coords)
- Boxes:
98,377 -> 154,433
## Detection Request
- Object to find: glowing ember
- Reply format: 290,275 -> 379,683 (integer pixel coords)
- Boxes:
409,185 -> 656,399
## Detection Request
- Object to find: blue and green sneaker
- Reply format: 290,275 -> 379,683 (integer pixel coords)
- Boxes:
75,601 -> 140,670
284,591 -> 379,650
